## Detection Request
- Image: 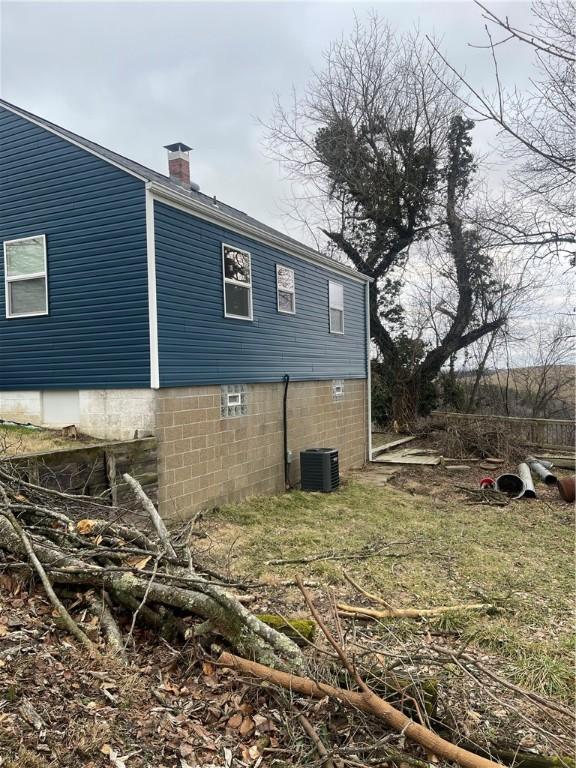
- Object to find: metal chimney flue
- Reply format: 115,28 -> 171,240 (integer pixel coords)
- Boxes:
164,142 -> 192,187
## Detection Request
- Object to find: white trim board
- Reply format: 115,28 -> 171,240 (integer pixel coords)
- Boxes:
365,282 -> 372,462
145,184 -> 160,389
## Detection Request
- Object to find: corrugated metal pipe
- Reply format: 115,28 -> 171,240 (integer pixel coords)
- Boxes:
495,473 -> 525,499
517,463 -> 536,498
526,457 -> 558,486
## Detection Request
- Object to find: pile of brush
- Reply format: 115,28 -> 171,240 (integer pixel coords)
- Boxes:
0,467 -> 303,671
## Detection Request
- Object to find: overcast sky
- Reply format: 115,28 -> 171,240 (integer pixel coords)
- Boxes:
0,0 -> 536,239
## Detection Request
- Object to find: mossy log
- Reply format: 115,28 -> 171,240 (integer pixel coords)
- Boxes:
256,614 -> 316,646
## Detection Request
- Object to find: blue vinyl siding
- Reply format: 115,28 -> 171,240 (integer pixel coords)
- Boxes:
0,107 -> 150,389
155,201 -> 367,386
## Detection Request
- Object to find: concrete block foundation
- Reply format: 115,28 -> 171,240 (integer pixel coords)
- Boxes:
1,380 -> 368,518
156,379 -> 368,520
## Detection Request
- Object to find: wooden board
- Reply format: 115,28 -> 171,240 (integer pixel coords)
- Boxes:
371,435 -> 416,457
372,451 -> 442,466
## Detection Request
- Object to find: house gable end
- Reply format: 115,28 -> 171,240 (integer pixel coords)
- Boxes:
0,106 -> 150,390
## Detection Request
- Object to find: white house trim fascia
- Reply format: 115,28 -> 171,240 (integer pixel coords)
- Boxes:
145,184 -> 160,389
149,184 -> 371,285
0,101 -> 147,182
365,282 -> 373,462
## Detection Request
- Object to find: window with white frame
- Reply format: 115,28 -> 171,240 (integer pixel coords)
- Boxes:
222,244 -> 252,320
276,264 -> 295,314
4,235 -> 48,318
328,280 -> 344,334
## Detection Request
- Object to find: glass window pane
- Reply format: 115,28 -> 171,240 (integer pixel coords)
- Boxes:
9,277 -> 47,315
6,237 -> 45,277
277,265 -> 294,292
330,308 -> 343,333
278,290 -> 294,313
329,281 -> 343,310
225,282 -> 251,317
224,246 -> 250,284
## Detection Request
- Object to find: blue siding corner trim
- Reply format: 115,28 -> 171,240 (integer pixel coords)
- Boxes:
0,107 -> 150,390
155,200 -> 367,386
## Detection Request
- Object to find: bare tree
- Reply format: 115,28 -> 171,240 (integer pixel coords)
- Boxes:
459,317 -> 575,418
509,320 -> 575,418
266,16 -> 511,420
429,0 -> 576,263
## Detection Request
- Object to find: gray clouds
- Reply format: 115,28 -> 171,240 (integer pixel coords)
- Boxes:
0,1 -> 535,235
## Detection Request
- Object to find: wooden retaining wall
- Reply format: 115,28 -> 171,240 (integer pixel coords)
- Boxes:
430,411 -> 575,450
1,437 -> 158,506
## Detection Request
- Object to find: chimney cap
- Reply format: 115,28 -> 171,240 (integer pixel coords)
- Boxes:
164,142 -> 193,153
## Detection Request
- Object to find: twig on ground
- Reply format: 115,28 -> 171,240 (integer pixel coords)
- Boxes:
337,602 -> 494,620
265,540 -> 414,566
429,643 -> 574,719
295,710 -> 338,768
124,557 -> 160,648
218,649 -> 501,768
343,571 -> 394,608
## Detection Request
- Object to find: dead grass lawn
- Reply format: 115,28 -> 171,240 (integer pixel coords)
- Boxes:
204,478 -> 574,701
0,424 -> 100,456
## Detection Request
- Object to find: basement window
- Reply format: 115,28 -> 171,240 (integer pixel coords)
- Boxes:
276,264 -> 295,314
329,280 -> 344,334
4,235 -> 48,318
332,379 -> 345,400
223,244 -> 253,320
221,384 -> 248,418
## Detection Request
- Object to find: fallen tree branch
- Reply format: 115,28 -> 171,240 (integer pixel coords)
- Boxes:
337,602 -> 494,619
86,591 -> 126,659
123,473 -> 177,559
291,576 -> 501,768
218,651 -> 501,768
0,471 -> 305,671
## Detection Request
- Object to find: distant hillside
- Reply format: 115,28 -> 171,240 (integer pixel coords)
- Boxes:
457,364 -> 575,419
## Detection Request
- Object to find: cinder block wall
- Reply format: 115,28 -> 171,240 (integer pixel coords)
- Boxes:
156,379 -> 367,520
